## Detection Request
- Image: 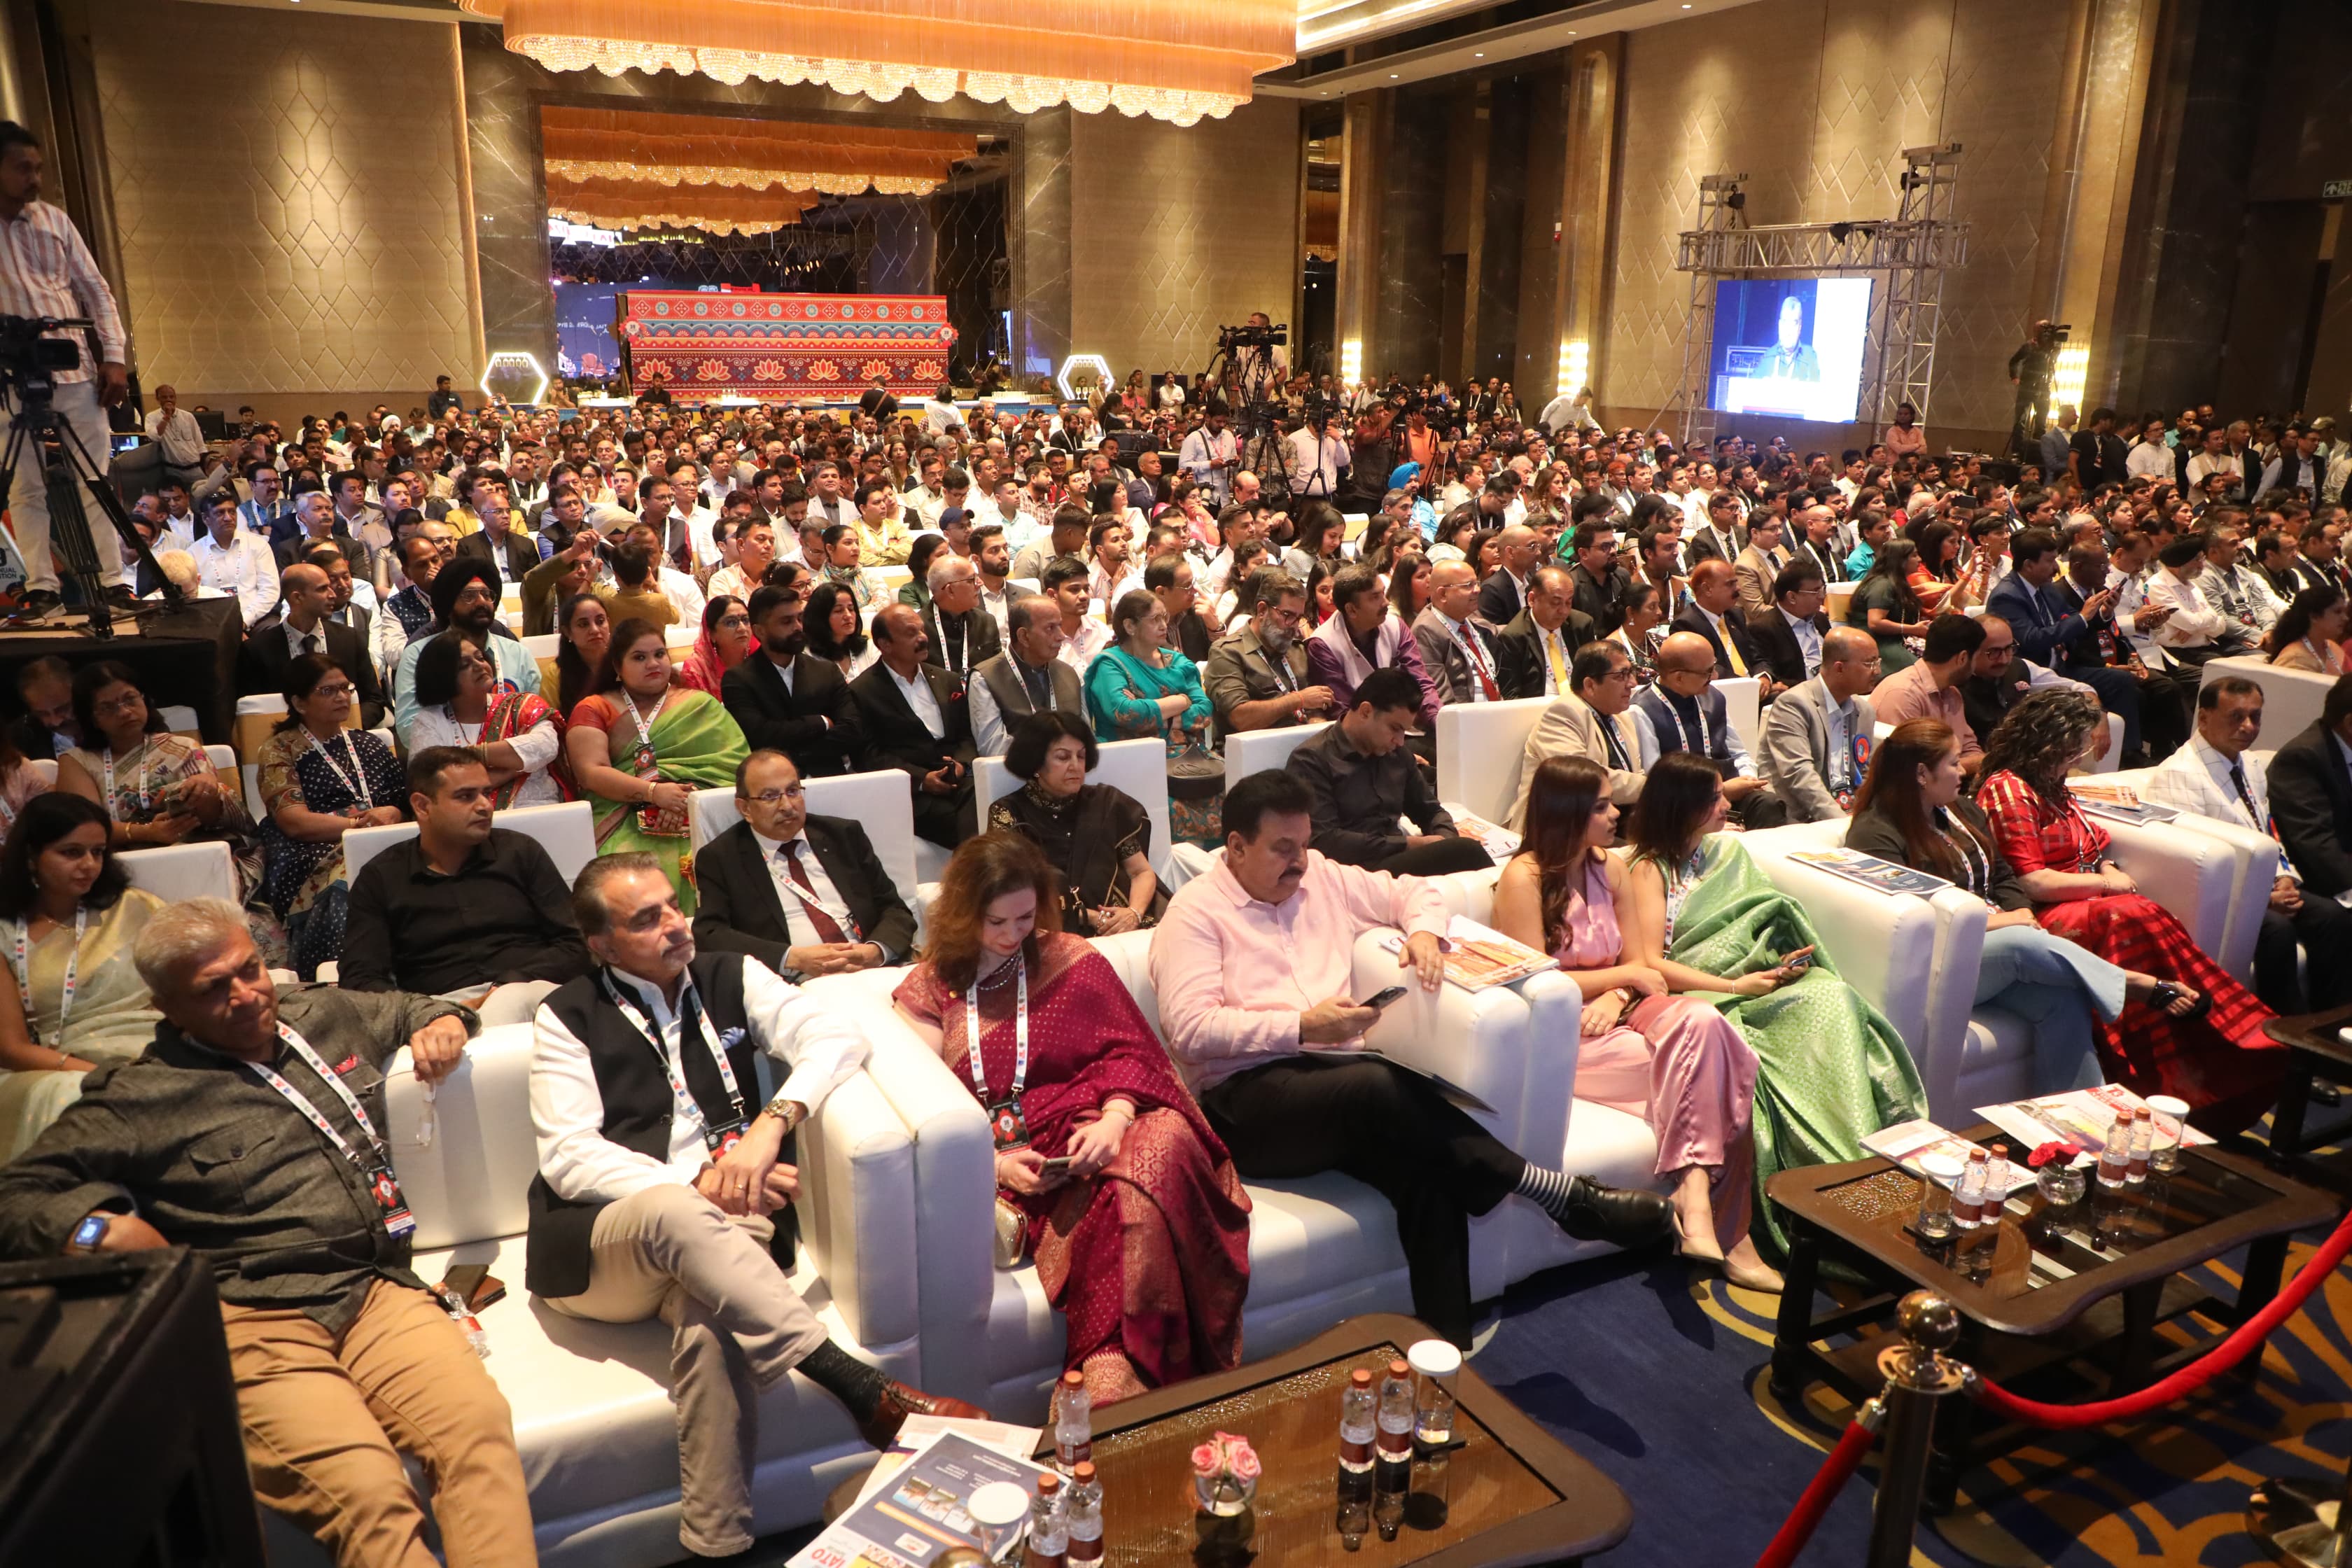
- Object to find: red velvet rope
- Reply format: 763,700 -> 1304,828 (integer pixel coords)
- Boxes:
1754,1418 -> 1877,1568
1972,1206 -> 2352,1432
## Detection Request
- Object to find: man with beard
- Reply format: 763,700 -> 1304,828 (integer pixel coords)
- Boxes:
722,584 -> 862,778
391,558 -> 542,733
1204,568 -> 1335,734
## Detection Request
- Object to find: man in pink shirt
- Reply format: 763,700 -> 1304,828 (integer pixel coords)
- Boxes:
1869,613 -> 1985,774
1148,772 -> 1671,1348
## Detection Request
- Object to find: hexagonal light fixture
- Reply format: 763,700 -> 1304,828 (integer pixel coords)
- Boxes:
1055,354 -> 1113,405
479,350 -> 550,407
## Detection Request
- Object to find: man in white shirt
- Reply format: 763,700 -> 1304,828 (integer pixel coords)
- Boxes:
2143,674 -> 2352,1013
1178,407 -> 1240,507
804,461 -> 857,529
2183,427 -> 2241,495
706,516 -> 777,606
189,489 -> 280,627
2141,533 -> 2235,663
971,524 -> 1015,639
529,858 -> 979,1560
1086,515 -> 1142,608
1043,556 -> 1111,673
1283,415 -> 1349,501
2196,526 -> 2283,640
144,383 -> 206,480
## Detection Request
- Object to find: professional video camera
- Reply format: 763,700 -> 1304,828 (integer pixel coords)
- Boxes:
1216,321 -> 1289,351
0,314 -> 85,380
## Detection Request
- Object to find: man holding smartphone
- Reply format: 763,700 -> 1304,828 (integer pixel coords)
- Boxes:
1150,771 -> 1672,1350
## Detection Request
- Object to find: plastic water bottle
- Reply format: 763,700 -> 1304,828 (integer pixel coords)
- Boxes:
1053,1368 -> 1091,1475
2098,1115 -> 2131,1189
1980,1149 -> 2011,1226
1407,1340 -> 1461,1531
1063,1462 -> 1102,1568
1372,1358 -> 1413,1541
1952,1149 -> 1989,1229
1023,1471 -> 1067,1568
1336,1367 -> 1375,1549
434,1284 -> 489,1359
2126,1106 -> 2152,1184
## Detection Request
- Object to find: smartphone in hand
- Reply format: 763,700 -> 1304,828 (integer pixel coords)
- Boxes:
1357,986 -> 1409,1010
1779,945 -> 1816,974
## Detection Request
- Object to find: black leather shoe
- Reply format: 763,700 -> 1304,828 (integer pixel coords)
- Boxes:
1552,1177 -> 1674,1248
858,1380 -> 989,1450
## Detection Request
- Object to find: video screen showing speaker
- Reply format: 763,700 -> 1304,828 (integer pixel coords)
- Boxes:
1708,277 -> 1873,424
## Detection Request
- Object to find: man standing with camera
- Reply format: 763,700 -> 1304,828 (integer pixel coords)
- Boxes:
0,120 -> 131,619
2006,319 -> 2059,461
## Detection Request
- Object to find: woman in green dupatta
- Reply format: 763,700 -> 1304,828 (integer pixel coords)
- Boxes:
1618,752 -> 1927,1256
563,617 -> 748,916
1082,590 -> 1222,846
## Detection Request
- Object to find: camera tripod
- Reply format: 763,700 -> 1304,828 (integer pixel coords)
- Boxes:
0,321 -> 181,638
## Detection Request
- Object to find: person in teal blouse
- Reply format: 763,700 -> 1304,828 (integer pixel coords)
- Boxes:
1084,589 -> 1218,845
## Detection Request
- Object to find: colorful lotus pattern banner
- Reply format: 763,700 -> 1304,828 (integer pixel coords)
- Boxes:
617,290 -> 955,399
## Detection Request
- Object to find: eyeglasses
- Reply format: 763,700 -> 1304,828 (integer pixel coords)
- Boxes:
741,788 -> 804,806
92,692 -> 146,718
313,682 -> 357,700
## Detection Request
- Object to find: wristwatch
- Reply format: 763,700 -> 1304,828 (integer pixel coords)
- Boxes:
761,1095 -> 805,1135
68,1212 -> 111,1253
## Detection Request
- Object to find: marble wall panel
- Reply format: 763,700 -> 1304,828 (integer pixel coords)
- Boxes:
91,0 -> 475,407
1374,90 -> 1450,382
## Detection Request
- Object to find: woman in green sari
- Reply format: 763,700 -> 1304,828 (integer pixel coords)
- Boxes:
1618,752 -> 1927,1256
563,617 -> 748,916
1083,589 -> 1221,845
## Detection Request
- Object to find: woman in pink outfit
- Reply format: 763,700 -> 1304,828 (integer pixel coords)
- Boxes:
1494,755 -> 1777,1292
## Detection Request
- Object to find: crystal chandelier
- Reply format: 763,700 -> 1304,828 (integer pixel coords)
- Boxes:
545,172 -> 820,236
461,0 -> 1294,126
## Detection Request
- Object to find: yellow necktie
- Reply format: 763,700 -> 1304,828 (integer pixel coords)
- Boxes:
1547,633 -> 1569,691
1721,622 -> 1747,676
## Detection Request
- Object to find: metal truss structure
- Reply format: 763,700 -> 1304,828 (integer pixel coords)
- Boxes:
1660,144 -> 1968,450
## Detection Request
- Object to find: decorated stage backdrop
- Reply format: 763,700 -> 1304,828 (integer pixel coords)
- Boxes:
617,290 -> 955,400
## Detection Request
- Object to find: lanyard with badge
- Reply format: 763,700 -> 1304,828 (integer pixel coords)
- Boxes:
1831,711 -> 1871,808
102,746 -> 152,818
6,906 -> 85,1047
241,1022 -> 416,1237
965,960 -> 1031,1149
307,729 -> 374,815
599,969 -> 750,1155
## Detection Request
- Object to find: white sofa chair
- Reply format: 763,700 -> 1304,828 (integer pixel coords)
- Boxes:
1435,698 -> 1550,826
340,1024 -> 925,1568
2201,655 -> 2332,746
1222,721 -> 1328,788
830,920 -> 1582,1421
975,737 -> 1172,871
690,769 -> 926,921
342,799 -> 599,888
118,839 -> 239,905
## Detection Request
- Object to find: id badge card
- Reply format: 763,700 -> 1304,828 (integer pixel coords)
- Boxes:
370,1168 -> 417,1238
703,1117 -> 748,1157
987,1097 -> 1029,1152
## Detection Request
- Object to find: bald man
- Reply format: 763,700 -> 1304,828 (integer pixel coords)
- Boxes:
1670,558 -> 1778,695
238,560 -> 386,727
1632,630 -> 1786,827
1758,625 -> 1882,820
1412,559 -> 1506,704
1476,523 -> 1542,625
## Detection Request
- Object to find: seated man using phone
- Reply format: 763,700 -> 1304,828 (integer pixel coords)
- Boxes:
1149,771 -> 1672,1351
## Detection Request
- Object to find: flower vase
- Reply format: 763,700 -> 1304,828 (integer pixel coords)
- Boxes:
1191,1472 -> 1257,1566
2036,1163 -> 2085,1208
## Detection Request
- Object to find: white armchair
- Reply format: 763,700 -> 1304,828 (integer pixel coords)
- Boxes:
363,1021 -> 923,1567
2201,655 -> 2331,743
1223,721 -> 1328,789
690,770 -> 927,920
1434,697 -> 1550,826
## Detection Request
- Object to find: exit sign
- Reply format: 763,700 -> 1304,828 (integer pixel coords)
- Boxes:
2326,179 -> 2352,199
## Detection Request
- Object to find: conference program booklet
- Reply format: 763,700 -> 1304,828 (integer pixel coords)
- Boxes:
1861,1118 -> 2035,1194
2069,783 -> 2180,825
1376,916 -> 1558,992
797,1429 -> 1049,1568
1785,847 -> 1952,898
1975,1086 -> 2213,1159
1298,1045 -> 1497,1114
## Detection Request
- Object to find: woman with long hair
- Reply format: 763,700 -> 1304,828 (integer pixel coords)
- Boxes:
1496,757 -> 1771,1288
892,831 -> 1247,1403
897,535 -> 948,612
256,653 -> 407,976
1848,537 -> 1928,674
564,619 -> 749,914
1846,720 -> 2188,1093
1908,522 -> 1960,613
1385,550 -> 1433,623
0,793 -> 167,1158
2267,585 -> 2348,675
1609,580 -> 1665,687
1973,690 -> 2281,1130
676,594 -> 757,696
803,580 -> 878,680
407,630 -> 570,806
1622,752 -> 1927,1255
1429,514 -> 1483,569
554,591 -> 613,718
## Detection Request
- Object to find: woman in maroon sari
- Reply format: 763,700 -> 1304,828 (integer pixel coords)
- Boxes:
894,832 -> 1250,1405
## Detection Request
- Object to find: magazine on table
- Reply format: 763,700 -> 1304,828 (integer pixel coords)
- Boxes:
1975,1086 -> 2213,1159
1450,808 -> 1522,860
796,1428 -> 1049,1568
1376,916 -> 1557,992
1785,848 -> 1952,899
2069,783 -> 2179,825
1860,1118 -> 2036,1193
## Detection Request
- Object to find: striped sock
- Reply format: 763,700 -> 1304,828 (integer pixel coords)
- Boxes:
1514,1162 -> 1579,1222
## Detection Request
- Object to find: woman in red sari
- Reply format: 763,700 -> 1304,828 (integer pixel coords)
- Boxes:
893,832 -> 1250,1405
1973,688 -> 2282,1133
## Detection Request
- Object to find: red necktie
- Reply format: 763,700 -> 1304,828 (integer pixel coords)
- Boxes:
780,842 -> 849,944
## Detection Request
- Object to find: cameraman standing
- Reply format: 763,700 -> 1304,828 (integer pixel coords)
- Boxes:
1284,401 -> 1350,502
2005,318 -> 2058,461
0,120 -> 129,618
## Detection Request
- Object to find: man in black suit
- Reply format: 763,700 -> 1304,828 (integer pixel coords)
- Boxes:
1476,522 -> 1541,626
1672,559 -> 1776,694
917,552 -> 1002,679
1680,490 -> 1746,569
237,561 -> 386,727
1744,559 -> 1829,689
454,494 -> 540,585
1492,564 -> 1596,700
850,602 -> 978,849
722,584 -> 862,778
693,748 -> 917,983
2269,677 -> 2352,907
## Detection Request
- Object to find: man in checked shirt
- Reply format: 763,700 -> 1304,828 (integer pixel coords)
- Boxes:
0,119 -> 133,619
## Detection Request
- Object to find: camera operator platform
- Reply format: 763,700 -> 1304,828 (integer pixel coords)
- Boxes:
0,118 -> 150,626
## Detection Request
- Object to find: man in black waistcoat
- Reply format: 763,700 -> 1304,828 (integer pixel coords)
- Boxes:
526,855 -> 981,1559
